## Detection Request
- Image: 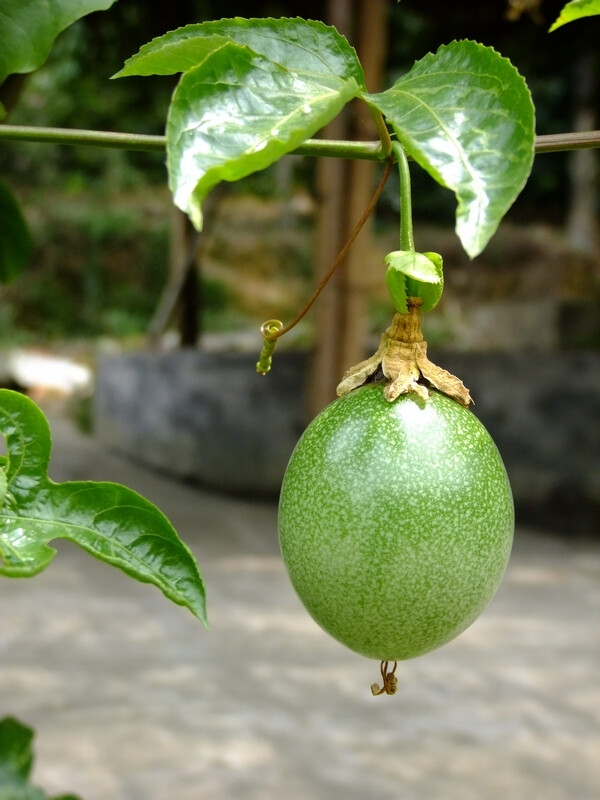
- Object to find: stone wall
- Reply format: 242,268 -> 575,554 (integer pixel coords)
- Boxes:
95,350 -> 600,534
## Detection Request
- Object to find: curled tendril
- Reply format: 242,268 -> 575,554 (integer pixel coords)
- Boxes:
371,661 -> 398,696
256,320 -> 283,375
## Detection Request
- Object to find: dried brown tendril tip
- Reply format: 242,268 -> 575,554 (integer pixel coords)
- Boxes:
371,661 -> 398,696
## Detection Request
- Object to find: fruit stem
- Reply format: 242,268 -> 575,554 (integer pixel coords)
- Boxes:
392,141 -> 415,252
387,298 -> 424,344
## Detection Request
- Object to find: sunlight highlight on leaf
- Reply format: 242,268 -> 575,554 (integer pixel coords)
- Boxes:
167,42 -> 361,228
549,0 -> 600,31
366,41 -> 535,258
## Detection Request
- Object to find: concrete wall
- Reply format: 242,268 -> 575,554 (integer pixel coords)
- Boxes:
94,351 -> 308,496
95,350 -> 600,534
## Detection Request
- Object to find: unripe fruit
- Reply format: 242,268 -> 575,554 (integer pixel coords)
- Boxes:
278,383 -> 514,661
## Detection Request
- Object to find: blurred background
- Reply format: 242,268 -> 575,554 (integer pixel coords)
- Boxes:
0,3 -> 599,799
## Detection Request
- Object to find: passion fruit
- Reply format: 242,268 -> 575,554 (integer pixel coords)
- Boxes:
278,383 -> 514,661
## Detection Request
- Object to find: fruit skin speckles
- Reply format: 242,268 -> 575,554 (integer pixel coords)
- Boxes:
278,383 -> 514,661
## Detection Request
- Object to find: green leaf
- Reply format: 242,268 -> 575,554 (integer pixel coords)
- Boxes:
0,0 -> 118,86
167,41 -> 361,228
384,250 -> 444,313
113,33 -> 232,78
114,17 -> 364,83
384,250 -> 442,283
0,717 -> 82,800
118,17 -> 365,228
0,390 -> 207,625
0,717 -> 34,782
385,267 -> 409,314
366,41 -> 535,258
0,181 -> 32,283
549,0 -> 600,30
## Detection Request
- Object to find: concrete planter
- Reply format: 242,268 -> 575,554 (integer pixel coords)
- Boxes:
95,349 -> 600,533
94,350 -> 307,496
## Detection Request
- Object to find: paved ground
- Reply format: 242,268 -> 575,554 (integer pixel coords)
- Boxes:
1,409 -> 599,800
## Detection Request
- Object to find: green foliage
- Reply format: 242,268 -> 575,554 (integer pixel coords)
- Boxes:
549,0 -> 600,31
114,16 -> 365,82
0,716 -> 80,799
366,41 -> 535,258
0,389 -> 207,624
384,250 -> 443,314
117,21 -> 536,259
117,18 -> 365,229
0,0 -> 118,110
0,191 -> 171,343
0,181 -> 31,283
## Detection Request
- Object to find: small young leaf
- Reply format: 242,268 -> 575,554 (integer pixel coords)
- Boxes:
0,0 -> 118,85
384,251 -> 444,313
549,0 -> 600,31
366,41 -> 535,258
406,251 -> 444,312
384,251 -> 442,283
0,181 -> 32,283
167,42 -> 361,228
385,268 -> 408,314
0,390 -> 207,625
115,17 -> 364,84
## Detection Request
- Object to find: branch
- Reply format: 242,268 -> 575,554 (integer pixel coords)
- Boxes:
534,130 -> 600,153
0,125 -> 166,151
0,124 -> 599,156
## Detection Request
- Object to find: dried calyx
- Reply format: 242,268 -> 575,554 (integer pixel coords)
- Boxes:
336,299 -> 472,407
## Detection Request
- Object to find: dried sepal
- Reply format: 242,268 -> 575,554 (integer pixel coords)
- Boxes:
336,302 -> 472,407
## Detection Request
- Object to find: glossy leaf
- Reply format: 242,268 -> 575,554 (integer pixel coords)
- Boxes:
113,33 -> 231,78
115,17 -> 364,83
167,41 -> 361,228
549,0 -> 600,30
0,716 -> 81,800
384,250 -> 441,283
0,390 -> 207,625
410,251 -> 444,312
384,250 -> 444,313
0,181 -> 32,283
385,268 -> 409,315
367,41 -> 535,258
0,0 -> 117,86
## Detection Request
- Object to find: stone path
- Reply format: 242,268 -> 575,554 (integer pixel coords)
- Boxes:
1,411 -> 599,800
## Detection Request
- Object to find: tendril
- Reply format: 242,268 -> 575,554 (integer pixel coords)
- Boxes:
256,319 -> 283,375
256,156 -> 394,375
371,660 -> 398,696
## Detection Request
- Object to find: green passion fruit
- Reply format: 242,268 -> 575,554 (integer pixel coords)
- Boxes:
278,383 -> 514,661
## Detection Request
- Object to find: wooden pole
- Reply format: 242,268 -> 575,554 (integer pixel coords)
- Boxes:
307,0 -> 354,418
338,0 -> 388,375
308,0 -> 388,417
